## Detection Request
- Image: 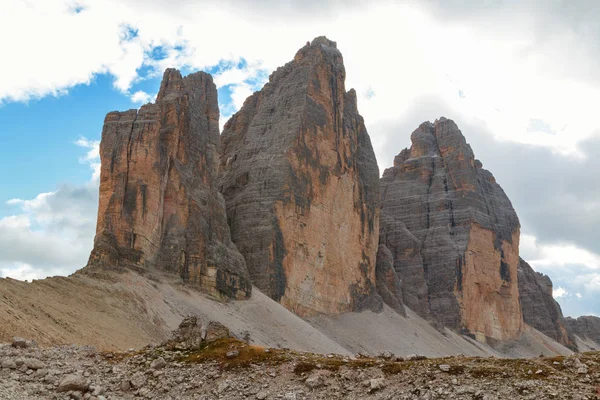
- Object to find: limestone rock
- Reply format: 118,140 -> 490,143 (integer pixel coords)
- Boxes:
378,118 -> 522,341
518,258 -> 576,349
219,37 -> 381,316
57,374 -> 89,393
85,68 -> 250,299
564,315 -> 600,347
375,244 -> 406,317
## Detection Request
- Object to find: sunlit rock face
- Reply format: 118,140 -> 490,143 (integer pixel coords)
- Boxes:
378,118 -> 523,341
86,69 -> 251,299
219,37 -> 381,317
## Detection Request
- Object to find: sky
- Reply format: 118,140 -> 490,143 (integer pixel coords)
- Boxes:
0,0 -> 599,318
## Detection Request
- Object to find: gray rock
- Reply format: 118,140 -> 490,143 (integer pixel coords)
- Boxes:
225,350 -> 239,359
369,378 -> 385,391
120,379 -> 131,392
564,315 -> 600,347
1,359 -> 17,369
150,357 -> 166,370
24,358 -> 44,370
11,338 -> 27,349
57,374 -> 89,393
305,374 -> 324,389
130,372 -> 146,389
256,391 -> 268,399
439,364 -> 451,372
518,258 -> 576,349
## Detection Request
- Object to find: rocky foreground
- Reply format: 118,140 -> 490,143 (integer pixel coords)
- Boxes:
1,334 -> 599,400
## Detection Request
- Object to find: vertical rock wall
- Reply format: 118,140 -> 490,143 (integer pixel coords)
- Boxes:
518,258 -> 576,349
378,118 -> 523,341
86,69 -> 251,299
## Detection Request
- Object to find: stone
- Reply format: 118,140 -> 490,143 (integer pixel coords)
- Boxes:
91,386 -> 105,396
577,366 -> 588,374
150,357 -> 166,370
25,358 -> 44,370
219,36 -> 382,316
1,359 -> 17,369
439,364 -> 451,372
205,321 -> 230,342
369,378 -> 385,391
84,68 -> 251,300
518,258 -> 576,349
305,374 -> 325,389
11,337 -> 27,348
225,350 -> 239,359
57,375 -> 89,393
130,372 -> 146,389
120,379 -> 131,392
407,355 -> 426,361
378,118 -> 522,341
256,391 -> 268,399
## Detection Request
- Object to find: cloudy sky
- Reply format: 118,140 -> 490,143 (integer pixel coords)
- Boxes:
0,0 -> 598,317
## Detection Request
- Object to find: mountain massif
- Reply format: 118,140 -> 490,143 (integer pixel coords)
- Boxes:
0,37 -> 597,360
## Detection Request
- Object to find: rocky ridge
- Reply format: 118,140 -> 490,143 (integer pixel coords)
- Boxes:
219,37 -> 381,316
85,69 -> 250,299
566,316 -> 600,351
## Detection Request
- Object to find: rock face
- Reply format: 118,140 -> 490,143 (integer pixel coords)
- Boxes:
518,258 -> 576,349
378,118 -> 522,341
86,69 -> 250,299
219,37 -> 381,316
565,316 -> 600,347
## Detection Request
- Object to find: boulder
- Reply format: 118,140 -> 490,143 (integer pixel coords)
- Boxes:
56,374 -> 89,393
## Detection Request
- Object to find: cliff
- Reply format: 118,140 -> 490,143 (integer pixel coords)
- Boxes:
518,258 -> 576,349
85,69 -> 250,299
378,118 -> 523,341
219,37 -> 381,316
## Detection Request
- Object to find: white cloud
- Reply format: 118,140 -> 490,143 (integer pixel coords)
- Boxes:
3,0 -> 599,162
552,287 -> 568,299
75,137 -> 101,184
576,293 -> 582,299
0,140 -> 99,281
130,90 -> 154,104
521,233 -> 600,271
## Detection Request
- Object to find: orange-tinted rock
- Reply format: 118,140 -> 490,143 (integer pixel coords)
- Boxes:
219,37 -> 381,316
378,118 -> 523,341
85,69 -> 250,299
